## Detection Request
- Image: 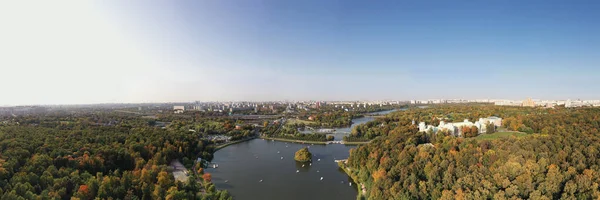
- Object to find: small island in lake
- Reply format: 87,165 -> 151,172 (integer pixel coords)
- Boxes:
294,147 -> 312,162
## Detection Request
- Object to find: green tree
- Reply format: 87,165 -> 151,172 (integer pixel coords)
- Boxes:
294,147 -> 312,162
486,122 -> 495,134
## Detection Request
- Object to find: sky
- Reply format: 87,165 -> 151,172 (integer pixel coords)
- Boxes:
1,0 -> 599,105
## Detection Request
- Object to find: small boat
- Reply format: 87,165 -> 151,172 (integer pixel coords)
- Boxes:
317,170 -> 320,172
302,164 -> 305,167
259,179 -> 263,182
349,182 -> 352,186
296,170 -> 299,173
320,177 -> 323,181
317,159 -> 321,161
224,180 -> 229,183
309,163 -> 312,166
281,157 -> 284,160
341,181 -> 344,184
277,151 -> 280,154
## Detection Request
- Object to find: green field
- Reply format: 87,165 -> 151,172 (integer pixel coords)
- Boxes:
475,131 -> 528,140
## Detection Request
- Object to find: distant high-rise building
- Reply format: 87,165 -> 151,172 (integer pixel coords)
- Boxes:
522,98 -> 535,107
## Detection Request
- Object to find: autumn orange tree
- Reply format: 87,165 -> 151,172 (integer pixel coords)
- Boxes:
202,173 -> 212,182
0,111 -> 232,200
347,105 -> 600,199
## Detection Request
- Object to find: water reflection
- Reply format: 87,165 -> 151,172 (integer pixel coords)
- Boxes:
206,139 -> 358,200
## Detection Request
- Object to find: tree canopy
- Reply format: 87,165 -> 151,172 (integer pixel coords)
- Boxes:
345,105 -> 600,199
0,111 -> 232,200
294,147 -> 312,162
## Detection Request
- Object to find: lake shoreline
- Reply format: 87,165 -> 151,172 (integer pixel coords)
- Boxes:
208,139 -> 360,199
338,162 -> 367,200
260,136 -> 371,145
214,137 -> 257,151
342,141 -> 371,145
259,136 -> 330,144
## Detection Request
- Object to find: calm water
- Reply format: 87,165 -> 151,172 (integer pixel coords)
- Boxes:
205,109 -> 403,199
206,139 -> 359,200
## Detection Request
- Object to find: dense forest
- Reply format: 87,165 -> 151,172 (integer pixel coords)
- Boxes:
344,105 -> 600,199
0,113 -> 232,199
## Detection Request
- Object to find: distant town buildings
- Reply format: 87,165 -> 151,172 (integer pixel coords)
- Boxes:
406,98 -> 600,108
410,99 -> 484,104
564,99 -> 600,108
494,100 -> 521,106
489,98 -> 600,108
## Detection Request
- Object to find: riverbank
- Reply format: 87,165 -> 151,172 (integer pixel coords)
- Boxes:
259,136 -> 329,144
260,136 -> 371,145
338,162 -> 367,200
214,137 -> 256,151
342,141 -> 371,145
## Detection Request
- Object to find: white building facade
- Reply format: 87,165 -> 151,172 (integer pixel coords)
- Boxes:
418,116 -> 502,137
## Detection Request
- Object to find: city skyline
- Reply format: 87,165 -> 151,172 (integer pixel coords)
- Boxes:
2,98 -> 599,108
1,0 -> 599,105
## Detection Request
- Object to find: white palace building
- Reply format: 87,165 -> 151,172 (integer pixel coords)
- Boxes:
418,117 -> 502,137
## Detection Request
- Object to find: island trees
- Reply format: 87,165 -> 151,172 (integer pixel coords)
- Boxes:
294,147 -> 312,162
326,135 -> 335,141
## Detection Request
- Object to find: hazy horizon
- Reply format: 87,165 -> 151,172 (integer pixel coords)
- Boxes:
2,0 -> 599,105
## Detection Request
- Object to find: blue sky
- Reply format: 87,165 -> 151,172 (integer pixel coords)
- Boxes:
1,0 -> 599,105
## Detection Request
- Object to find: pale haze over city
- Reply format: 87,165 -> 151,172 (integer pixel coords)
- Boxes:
1,0 -> 599,105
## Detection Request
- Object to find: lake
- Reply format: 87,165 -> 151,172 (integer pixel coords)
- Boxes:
205,109 -> 402,199
205,139 -> 359,199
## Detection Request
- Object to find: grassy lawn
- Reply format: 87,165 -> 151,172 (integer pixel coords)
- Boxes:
475,131 -> 529,140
